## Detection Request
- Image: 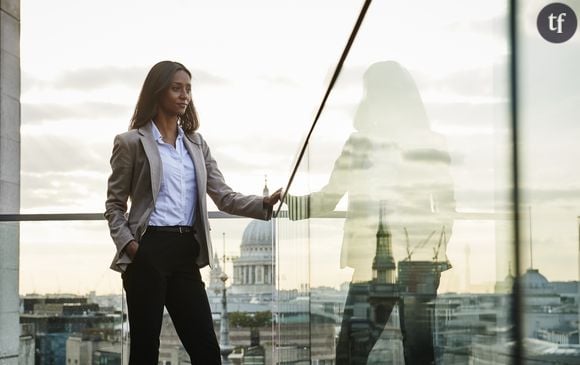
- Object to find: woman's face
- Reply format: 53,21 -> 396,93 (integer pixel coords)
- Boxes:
159,70 -> 192,116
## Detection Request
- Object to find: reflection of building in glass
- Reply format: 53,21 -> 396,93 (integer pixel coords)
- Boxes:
520,269 -> 579,344
372,203 -> 396,285
335,206 -> 403,364
19,294 -> 122,365
368,205 -> 399,354
335,205 -> 454,364
66,329 -> 126,365
432,293 -> 512,364
275,298 -> 338,364
433,268 -> 580,364
494,266 -> 515,294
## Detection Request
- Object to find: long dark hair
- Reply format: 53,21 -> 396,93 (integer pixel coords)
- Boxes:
130,61 -> 199,134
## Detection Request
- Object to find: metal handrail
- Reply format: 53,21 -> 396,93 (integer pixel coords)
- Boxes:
0,211 -> 248,222
275,0 -> 372,218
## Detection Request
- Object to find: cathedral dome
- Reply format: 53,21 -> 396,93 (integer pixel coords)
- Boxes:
521,269 -> 553,293
241,220 -> 273,246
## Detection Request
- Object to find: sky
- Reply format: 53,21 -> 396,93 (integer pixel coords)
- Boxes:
16,0 -> 580,295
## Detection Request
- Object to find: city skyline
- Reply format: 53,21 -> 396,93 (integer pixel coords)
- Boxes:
14,0 -> 580,294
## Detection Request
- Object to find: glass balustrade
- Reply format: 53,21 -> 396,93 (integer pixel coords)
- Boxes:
11,217 -> 276,364
276,1 -> 524,363
3,1 -> 580,364
517,1 -> 580,363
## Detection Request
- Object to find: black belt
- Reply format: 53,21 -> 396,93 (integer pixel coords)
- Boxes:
147,226 -> 195,234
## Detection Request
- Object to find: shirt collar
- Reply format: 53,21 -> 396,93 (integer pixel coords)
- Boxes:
150,120 -> 185,143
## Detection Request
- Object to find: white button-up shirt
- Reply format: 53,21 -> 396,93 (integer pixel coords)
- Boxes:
148,121 -> 197,226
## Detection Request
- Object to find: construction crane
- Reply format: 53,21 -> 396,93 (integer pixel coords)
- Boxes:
433,226 -> 452,273
432,226 -> 447,262
404,227 -> 411,261
403,228 -> 437,261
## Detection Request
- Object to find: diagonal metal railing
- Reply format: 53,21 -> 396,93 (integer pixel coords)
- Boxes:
275,0 -> 372,218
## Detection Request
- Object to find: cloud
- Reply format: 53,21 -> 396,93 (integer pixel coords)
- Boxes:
450,185 -> 580,214
20,172 -> 107,211
403,148 -> 452,164
210,135 -> 300,171
442,14 -> 507,40
22,67 -> 144,92
21,136 -> 111,175
259,75 -> 301,88
52,67 -> 146,91
191,70 -> 230,86
334,65 -> 368,88
21,170 -> 107,212
424,65 -> 508,99
22,66 -> 228,93
19,131 -> 294,211
22,102 -> 131,124
523,187 -> 580,205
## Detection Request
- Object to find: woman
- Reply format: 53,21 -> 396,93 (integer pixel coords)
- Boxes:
286,61 -> 455,364
105,60 -> 281,364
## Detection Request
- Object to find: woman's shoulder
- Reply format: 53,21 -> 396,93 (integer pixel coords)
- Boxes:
116,128 -> 141,141
112,129 -> 142,149
185,131 -> 206,146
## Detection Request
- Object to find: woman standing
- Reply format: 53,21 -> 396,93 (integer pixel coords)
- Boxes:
285,61 -> 455,364
105,60 -> 281,364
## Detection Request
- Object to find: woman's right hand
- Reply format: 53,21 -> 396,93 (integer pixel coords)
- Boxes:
263,188 -> 283,208
125,240 -> 140,260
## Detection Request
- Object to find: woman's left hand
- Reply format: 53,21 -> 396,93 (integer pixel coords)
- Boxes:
263,188 -> 283,208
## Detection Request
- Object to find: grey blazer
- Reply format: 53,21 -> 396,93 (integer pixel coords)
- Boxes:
105,124 -> 271,273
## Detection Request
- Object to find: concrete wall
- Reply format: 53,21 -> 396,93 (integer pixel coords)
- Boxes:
0,0 -> 20,364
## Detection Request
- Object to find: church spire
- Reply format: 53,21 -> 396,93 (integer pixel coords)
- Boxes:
377,201 -> 388,236
373,201 -> 396,284
263,175 -> 269,197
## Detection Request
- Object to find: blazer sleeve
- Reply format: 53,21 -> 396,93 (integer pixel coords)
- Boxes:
104,134 -> 136,251
200,135 -> 272,220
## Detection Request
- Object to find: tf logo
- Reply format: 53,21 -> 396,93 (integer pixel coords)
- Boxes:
537,2 -> 577,43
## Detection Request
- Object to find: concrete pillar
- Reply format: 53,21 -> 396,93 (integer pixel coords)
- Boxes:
0,0 -> 20,364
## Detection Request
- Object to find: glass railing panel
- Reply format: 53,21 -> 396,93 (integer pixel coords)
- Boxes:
518,1 -> 580,362
278,1 -> 514,364
205,217 -> 276,364
276,153 -> 314,364
18,220 -> 126,365
14,216 -> 275,364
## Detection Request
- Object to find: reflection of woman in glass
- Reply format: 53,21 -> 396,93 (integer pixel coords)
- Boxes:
288,61 -> 455,364
105,61 -> 281,364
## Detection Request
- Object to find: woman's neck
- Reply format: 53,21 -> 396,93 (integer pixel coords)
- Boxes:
153,113 -> 179,146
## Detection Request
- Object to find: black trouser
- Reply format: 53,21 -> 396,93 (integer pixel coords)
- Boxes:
335,283 -> 396,365
399,295 -> 436,365
122,229 -> 221,365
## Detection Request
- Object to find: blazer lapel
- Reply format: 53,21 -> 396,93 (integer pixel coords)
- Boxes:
138,125 -> 162,202
184,133 -> 207,198
184,133 -> 212,267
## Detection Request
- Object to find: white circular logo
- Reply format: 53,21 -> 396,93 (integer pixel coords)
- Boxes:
537,3 -> 577,43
